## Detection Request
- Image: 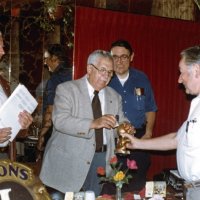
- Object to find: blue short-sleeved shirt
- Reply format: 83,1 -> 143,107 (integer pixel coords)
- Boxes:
43,64 -> 72,113
109,68 -> 157,128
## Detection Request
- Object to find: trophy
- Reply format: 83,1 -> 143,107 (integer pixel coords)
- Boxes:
115,121 -> 136,155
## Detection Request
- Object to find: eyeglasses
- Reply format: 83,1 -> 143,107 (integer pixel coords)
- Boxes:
112,54 -> 130,62
90,64 -> 113,77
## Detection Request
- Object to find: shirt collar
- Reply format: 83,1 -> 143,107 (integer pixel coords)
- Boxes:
86,78 -> 104,101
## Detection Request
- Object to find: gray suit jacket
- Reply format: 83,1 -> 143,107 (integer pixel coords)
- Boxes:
40,75 -> 128,193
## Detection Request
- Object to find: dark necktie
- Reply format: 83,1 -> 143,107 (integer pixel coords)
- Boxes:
92,90 -> 103,151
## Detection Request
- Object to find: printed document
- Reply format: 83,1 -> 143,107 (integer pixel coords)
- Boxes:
0,84 -> 38,147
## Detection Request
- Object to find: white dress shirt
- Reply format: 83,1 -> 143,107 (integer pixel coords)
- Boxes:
86,78 -> 107,145
177,95 -> 200,181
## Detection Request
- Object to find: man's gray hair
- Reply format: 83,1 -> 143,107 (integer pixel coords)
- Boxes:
87,50 -> 113,65
181,45 -> 200,66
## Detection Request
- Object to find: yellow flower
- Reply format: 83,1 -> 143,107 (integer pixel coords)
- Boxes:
113,171 -> 125,181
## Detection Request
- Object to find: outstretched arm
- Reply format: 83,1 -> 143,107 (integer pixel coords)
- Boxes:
122,132 -> 177,151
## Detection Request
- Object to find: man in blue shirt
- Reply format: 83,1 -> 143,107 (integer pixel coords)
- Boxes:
37,44 -> 72,200
108,40 -> 157,193
37,44 -> 72,154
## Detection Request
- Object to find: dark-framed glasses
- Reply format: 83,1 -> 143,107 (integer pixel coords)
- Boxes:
112,54 -> 130,62
90,63 -> 113,77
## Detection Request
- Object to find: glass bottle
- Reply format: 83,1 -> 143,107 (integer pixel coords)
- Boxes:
116,185 -> 122,200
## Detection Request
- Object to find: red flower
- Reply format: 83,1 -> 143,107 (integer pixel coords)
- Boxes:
97,166 -> 105,176
110,156 -> 118,165
127,159 -> 138,170
101,194 -> 113,199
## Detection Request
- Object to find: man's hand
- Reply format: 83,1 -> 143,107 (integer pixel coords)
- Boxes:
36,149 -> 43,162
90,114 -> 117,130
120,132 -> 138,149
18,110 -> 33,129
0,127 -> 11,143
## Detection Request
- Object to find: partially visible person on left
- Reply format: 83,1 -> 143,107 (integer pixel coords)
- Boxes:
0,30 -> 33,147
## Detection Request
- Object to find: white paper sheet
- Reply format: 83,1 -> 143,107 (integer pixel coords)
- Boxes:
0,84 -> 38,147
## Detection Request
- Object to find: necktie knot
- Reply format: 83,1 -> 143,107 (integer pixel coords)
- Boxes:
94,90 -> 99,95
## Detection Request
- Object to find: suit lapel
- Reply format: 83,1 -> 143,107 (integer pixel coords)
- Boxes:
78,76 -> 94,118
104,88 -> 115,114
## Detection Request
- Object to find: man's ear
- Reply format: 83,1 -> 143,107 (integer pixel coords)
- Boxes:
51,55 -> 59,62
87,64 -> 92,74
193,63 -> 200,78
51,55 -> 60,69
130,52 -> 134,62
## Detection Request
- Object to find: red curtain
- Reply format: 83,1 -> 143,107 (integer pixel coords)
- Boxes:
73,6 -> 200,178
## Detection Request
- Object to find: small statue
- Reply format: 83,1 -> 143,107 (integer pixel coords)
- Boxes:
115,121 -> 136,155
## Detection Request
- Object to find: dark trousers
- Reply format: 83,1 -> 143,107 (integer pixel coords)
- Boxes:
82,152 -> 106,197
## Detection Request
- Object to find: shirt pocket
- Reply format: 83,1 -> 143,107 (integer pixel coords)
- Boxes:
135,95 -> 145,111
186,119 -> 200,147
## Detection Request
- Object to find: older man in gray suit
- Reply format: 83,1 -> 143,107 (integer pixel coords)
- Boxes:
39,50 -> 133,198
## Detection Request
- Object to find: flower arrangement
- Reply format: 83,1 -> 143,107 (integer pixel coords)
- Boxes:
97,156 -> 138,190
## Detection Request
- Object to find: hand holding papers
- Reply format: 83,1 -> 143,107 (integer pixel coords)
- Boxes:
0,84 -> 38,147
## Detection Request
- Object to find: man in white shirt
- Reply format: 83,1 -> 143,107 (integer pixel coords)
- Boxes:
0,31 -> 33,145
121,45 -> 200,200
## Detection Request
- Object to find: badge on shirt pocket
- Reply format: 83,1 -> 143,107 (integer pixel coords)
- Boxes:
135,87 -> 145,96
134,87 -> 145,110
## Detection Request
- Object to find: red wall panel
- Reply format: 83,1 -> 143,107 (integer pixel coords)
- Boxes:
73,6 -> 200,178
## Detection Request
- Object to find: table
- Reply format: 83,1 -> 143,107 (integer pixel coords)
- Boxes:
96,186 -> 183,200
